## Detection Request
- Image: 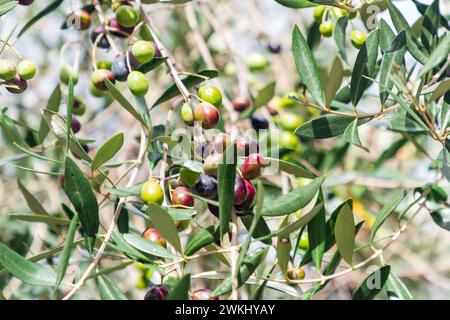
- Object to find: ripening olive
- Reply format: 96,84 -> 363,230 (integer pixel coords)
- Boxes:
234,174 -> 248,206
203,153 -> 222,177
241,153 -> 266,180
236,137 -> 259,157
191,289 -> 219,300
17,60 -> 36,80
193,102 -> 220,129
90,26 -> 110,49
172,186 -> 194,207
109,18 -> 134,38
143,228 -> 166,247
91,69 -> 115,91
6,75 -> 27,94
67,9 -> 91,30
198,84 -> 223,108
140,179 -> 164,205
232,96 -> 251,112
235,179 -> 256,212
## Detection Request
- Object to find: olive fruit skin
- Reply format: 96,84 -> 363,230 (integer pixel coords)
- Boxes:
246,53 -> 269,71
131,41 -> 155,64
71,117 -> 81,134
144,284 -> 169,300
73,97 -> 86,116
234,174 -> 248,206
0,59 -> 17,80
181,102 -> 195,126
193,102 -> 220,129
191,289 -> 219,300
108,18 -> 134,38
232,96 -> 251,112
59,65 -> 79,85
251,113 -> 269,130
319,21 -> 334,37
18,0 -> 33,5
235,179 -> 256,212
280,112 -> 303,131
112,54 -> 139,82
194,174 -> 218,200
267,43 -> 282,54
208,203 -> 219,218
172,186 -> 194,207
351,30 -> 366,49
127,71 -> 149,97
67,9 -> 91,30
91,69 -> 115,91
287,267 -> 305,280
115,5 -> 140,28
90,26 -> 110,49
6,75 -> 27,94
241,153 -> 266,180
143,228 -> 166,247
313,6 -> 325,23
140,180 -> 164,205
236,137 -> 259,157
203,153 -> 222,176
17,60 -> 36,80
198,84 -> 223,108
97,60 -> 112,70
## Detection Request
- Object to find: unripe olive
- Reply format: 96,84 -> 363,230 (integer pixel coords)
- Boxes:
131,40 -> 155,64
143,228 -> 166,247
193,102 -> 220,129
319,21 -> 334,37
279,130 -> 300,151
91,69 -> 115,91
59,65 -> 79,85
341,8 -> 357,19
181,102 -> 195,126
198,84 -> 222,108
287,267 -> 305,280
351,30 -> 366,49
16,60 -> 36,80
97,60 -> 112,70
144,284 -> 169,300
0,59 -> 17,80
6,75 -> 27,94
313,6 -> 326,23
172,186 -> 194,207
139,24 -> 154,41
280,112 -> 303,131
115,5 -> 140,28
127,71 -> 149,96
89,85 -> 107,97
203,153 -> 222,177
191,289 -> 219,300
298,233 -> 309,250
140,179 -> 164,205
246,53 -> 269,71
232,96 -> 251,112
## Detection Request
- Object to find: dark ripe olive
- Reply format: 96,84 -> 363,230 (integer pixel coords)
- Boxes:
234,174 -> 247,206
251,113 -> 269,130
108,18 -> 134,38
71,117 -> 81,134
144,284 -> 169,300
235,179 -> 256,212
194,175 -> 218,200
5,75 -> 27,94
267,42 -> 282,54
232,96 -> 251,112
208,203 -> 219,218
90,26 -> 110,49
112,54 -> 140,82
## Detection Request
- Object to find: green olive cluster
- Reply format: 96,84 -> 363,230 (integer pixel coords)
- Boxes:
0,59 -> 36,94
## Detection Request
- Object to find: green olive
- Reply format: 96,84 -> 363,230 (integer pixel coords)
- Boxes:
17,60 -> 36,80
127,71 -> 149,97
313,6 -> 326,23
198,84 -> 222,107
181,102 -> 195,126
0,59 -> 17,80
351,30 -> 366,49
115,5 -> 140,28
131,40 -> 155,64
59,65 -> 79,85
140,179 -> 164,205
319,21 -> 334,37
280,112 -> 304,131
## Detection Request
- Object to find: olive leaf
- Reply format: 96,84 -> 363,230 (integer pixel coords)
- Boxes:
334,203 -> 355,266
352,265 -> 391,300
91,132 -> 124,171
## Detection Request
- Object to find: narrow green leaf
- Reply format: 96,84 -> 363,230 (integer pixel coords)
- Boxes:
386,272 -> 413,300
0,108 -> 28,147
218,144 -> 237,238
167,273 -> 191,300
147,203 -> 182,253
64,158 -> 99,238
17,179 -> 49,216
254,81 -> 276,108
0,242 -> 56,286
38,85 -> 61,142
370,191 -> 405,243
333,16 -> 348,61
91,132 -> 124,171
266,157 -> 315,179
9,214 -> 69,226
274,0 -> 315,8
379,19 -> 395,54
123,233 -> 178,259
344,119 -> 367,151
0,1 -> 17,17
262,176 -> 324,216
184,225 -> 220,256
295,115 -> 370,139
55,215 -> 78,291
325,56 -> 344,107
308,194 -> 326,270
353,265 -> 391,300
98,275 -> 127,300
334,203 -> 355,266
418,33 -> 450,78
138,57 -> 168,74
292,25 -> 325,106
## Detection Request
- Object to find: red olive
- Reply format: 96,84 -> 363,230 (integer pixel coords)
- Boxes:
172,186 -> 194,207
143,228 -> 166,248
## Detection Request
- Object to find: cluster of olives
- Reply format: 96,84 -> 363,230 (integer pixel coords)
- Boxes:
59,1 -> 159,98
313,5 -> 366,48
0,59 -> 36,94
143,284 -> 218,300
